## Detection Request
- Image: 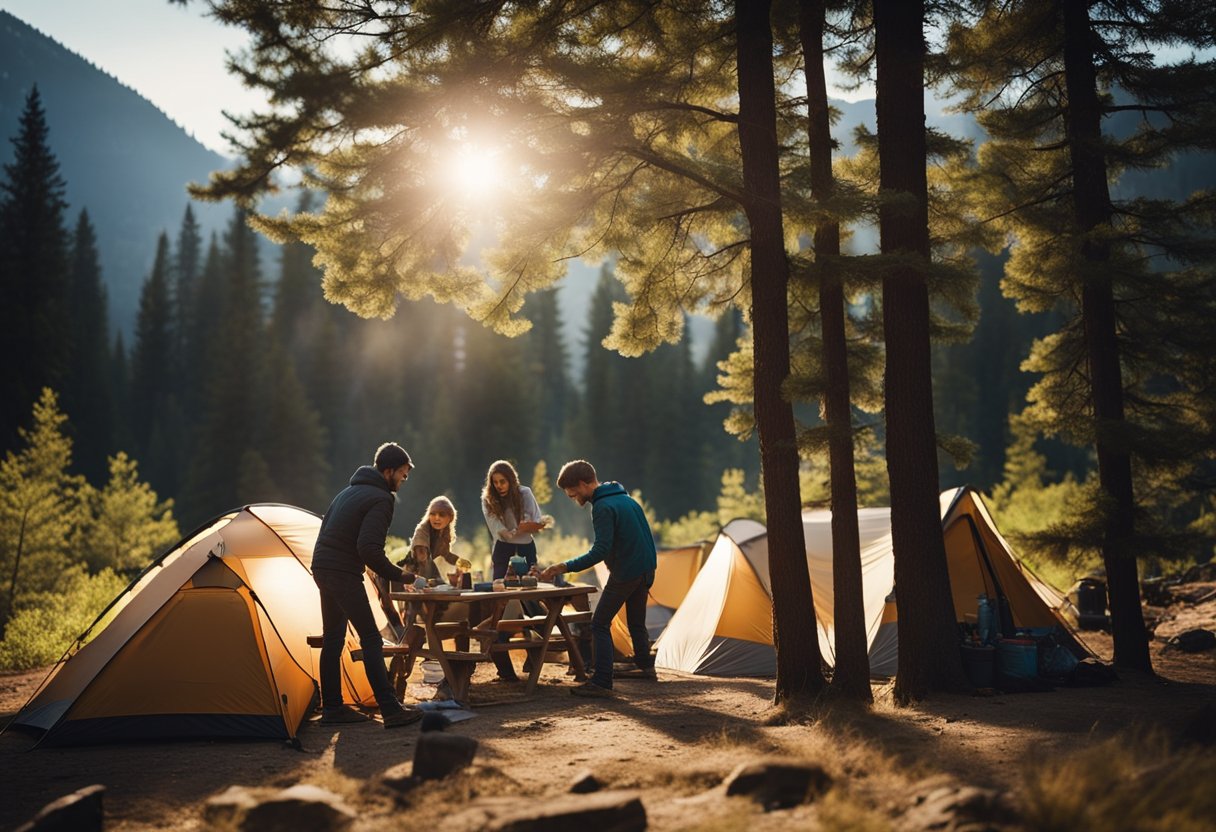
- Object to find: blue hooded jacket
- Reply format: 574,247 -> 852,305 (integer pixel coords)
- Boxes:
564,482 -> 657,581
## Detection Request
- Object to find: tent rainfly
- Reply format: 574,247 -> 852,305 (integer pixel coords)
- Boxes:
655,487 -> 1090,677
5,504 -> 391,747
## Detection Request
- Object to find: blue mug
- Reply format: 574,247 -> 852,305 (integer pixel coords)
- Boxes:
508,554 -> 529,576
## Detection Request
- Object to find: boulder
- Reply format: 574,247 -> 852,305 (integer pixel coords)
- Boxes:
901,785 -> 1018,831
380,762 -> 420,795
203,786 -> 260,827
1164,629 -> 1216,654
15,784 -> 104,832
413,731 -> 479,780
238,784 -> 356,832
569,770 -> 604,794
488,790 -> 646,832
722,761 -> 832,810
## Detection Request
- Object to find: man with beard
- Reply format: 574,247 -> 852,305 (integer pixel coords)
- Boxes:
541,459 -> 658,697
312,442 -> 423,727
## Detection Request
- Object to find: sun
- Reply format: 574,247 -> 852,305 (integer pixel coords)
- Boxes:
445,144 -> 506,200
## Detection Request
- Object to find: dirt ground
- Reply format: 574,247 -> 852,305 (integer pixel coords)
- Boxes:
2,593 -> 1213,831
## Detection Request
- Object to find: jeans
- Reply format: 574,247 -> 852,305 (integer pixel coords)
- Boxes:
590,570 -> 655,689
314,567 -> 400,714
491,541 -> 539,678
490,540 -> 537,578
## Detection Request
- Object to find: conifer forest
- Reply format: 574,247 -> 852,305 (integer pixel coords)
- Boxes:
1,0 -> 1214,703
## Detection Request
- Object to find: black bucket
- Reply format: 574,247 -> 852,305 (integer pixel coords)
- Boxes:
960,643 -> 996,688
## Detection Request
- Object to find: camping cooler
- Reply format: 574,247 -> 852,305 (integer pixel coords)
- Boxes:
995,638 -> 1038,683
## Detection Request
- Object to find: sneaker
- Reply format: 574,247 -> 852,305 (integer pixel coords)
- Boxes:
382,707 -> 424,729
616,666 -> 658,681
570,681 -> 614,698
319,706 -> 370,725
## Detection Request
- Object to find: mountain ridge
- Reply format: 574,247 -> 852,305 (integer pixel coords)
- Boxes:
0,9 -> 238,336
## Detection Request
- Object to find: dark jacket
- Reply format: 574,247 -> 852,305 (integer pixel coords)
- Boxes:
564,482 -> 657,581
312,466 -> 407,582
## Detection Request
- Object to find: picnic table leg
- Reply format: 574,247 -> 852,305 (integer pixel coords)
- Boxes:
388,654 -> 407,700
523,601 -> 564,695
387,625 -> 425,700
452,661 -> 475,702
421,605 -> 463,702
552,601 -> 589,682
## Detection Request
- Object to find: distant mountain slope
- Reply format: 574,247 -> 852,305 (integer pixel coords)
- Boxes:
0,10 -> 238,335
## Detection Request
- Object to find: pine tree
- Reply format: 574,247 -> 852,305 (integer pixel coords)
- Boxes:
173,204 -> 202,374
78,452 -> 179,574
736,0 -> 827,700
944,0 -> 1216,671
0,87 -> 71,451
109,332 -> 133,456
260,344 -> 330,510
874,0 -> 970,701
578,265 -> 636,485
0,389 -> 86,633
525,287 -> 573,462
457,320 -> 540,479
62,210 -> 113,485
184,209 -> 266,523
531,460 -> 553,507
699,308 -> 760,491
181,233 -> 225,418
796,0 -> 871,701
641,335 -> 702,519
270,191 -> 324,354
130,233 -> 179,496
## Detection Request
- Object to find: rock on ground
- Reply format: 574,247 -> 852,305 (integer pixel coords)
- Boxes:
15,784 -> 104,832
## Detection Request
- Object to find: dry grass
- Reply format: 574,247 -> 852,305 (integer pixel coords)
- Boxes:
1020,733 -> 1216,832
666,801 -> 756,831
813,788 -> 895,832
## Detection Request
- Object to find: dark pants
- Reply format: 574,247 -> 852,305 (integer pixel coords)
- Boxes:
491,540 -> 537,578
491,541 -> 538,679
314,567 -> 399,714
590,570 -> 655,689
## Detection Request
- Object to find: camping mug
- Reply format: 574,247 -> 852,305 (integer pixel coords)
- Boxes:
508,554 -> 529,576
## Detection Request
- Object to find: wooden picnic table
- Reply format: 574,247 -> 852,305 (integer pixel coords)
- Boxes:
387,583 -> 596,702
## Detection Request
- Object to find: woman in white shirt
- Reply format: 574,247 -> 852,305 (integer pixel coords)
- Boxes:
481,459 -> 546,579
481,459 -> 548,682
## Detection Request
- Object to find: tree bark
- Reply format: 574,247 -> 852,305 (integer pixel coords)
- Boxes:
1059,0 -> 1151,673
3,509 -> 29,635
735,0 -> 826,702
799,0 -> 870,702
874,0 -> 969,703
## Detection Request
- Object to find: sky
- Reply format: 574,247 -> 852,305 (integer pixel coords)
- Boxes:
2,0 -> 875,159
1,0 -> 264,155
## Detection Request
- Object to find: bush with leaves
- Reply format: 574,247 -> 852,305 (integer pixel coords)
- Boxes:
0,565 -> 127,671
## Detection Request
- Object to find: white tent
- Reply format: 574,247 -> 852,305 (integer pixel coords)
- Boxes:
655,510 -> 894,676
655,487 -> 1087,677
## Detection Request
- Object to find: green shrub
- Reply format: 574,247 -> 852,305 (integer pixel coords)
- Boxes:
0,567 -> 126,671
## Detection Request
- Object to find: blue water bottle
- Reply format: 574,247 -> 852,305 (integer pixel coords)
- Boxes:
977,594 -> 993,645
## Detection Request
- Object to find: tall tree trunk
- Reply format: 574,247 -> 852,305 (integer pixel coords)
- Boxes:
3,509 -> 29,634
799,0 -> 870,702
735,0 -> 826,702
1060,0 -> 1151,673
874,0 -> 968,703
